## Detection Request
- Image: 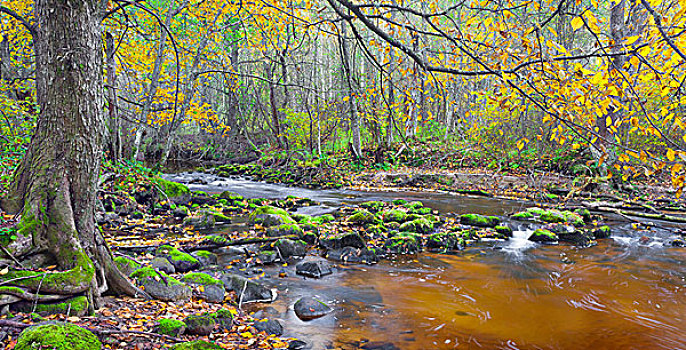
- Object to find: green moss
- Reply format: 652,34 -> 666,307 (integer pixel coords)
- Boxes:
398,218 -> 433,234
114,256 -> 140,272
574,208 -> 592,222
392,199 -> 407,205
382,209 -> 406,223
526,207 -> 547,216
593,225 -> 611,239
156,245 -> 199,264
348,209 -> 377,224
511,211 -> 534,219
15,322 -> 101,350
210,308 -> 234,320
182,272 -> 222,286
495,225 -> 513,237
203,235 -> 228,245
156,318 -> 186,336
218,191 -> 243,201
529,229 -> 559,242
271,223 -> 303,236
404,201 -> 424,209
313,214 -> 335,224
130,267 -> 184,286
460,214 -> 500,227
540,210 -> 566,223
248,206 -> 295,224
291,213 -> 312,223
409,207 -> 432,215
563,211 -> 585,226
194,250 -> 214,258
153,177 -> 190,198
16,212 -> 39,239
171,340 -> 222,350
360,201 -> 385,212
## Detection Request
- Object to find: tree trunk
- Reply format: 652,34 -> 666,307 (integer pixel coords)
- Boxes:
105,32 -> 122,162
1,0 -> 145,310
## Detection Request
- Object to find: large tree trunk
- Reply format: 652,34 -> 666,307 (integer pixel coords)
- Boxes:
1,0 -> 144,311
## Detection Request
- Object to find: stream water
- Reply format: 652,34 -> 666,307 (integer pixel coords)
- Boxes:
164,173 -> 686,349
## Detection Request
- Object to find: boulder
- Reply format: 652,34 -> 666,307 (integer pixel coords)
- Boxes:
192,250 -> 218,267
130,267 -> 191,302
294,297 -> 332,321
183,315 -> 216,335
15,322 -> 101,350
274,239 -> 307,259
425,232 -> 463,252
528,229 -> 559,243
151,256 -> 176,274
181,272 -> 226,303
113,255 -> 141,276
460,214 -> 500,228
266,223 -> 303,238
156,245 -> 200,273
320,232 -> 365,249
295,260 -> 333,278
220,273 -> 275,303
348,209 -> 377,224
153,319 -> 186,337
253,318 -> 283,336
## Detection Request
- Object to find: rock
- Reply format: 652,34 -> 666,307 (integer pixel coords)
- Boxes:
208,309 -> 234,330
398,218 -> 434,234
172,206 -> 190,218
511,211 -> 534,220
381,209 -> 406,223
249,206 -> 295,226
296,260 -> 333,278
14,322 -> 101,350
12,296 -> 89,317
539,210 -> 566,223
528,229 -> 559,243
326,247 -> 378,264
563,211 -> 585,226
190,193 -> 217,206
460,214 -> 500,228
255,250 -> 279,264
183,212 -> 216,229
425,232 -> 463,252
218,191 -> 244,201
156,245 -> 200,273
183,315 -> 216,335
294,297 -> 332,320
266,223 -> 304,238
153,319 -> 186,337
592,225 -> 611,239
494,225 -> 513,237
181,272 -> 226,303
348,209 -> 377,224
131,267 -> 191,302
170,340 -> 222,350
574,208 -> 592,222
321,232 -> 365,249
274,239 -> 307,259
113,255 -> 141,276
151,256 -> 176,274
192,250 -> 218,267
671,238 -> 685,247
288,340 -> 308,350
360,200 -> 386,212
253,318 -> 283,335
383,233 -> 420,254
220,273 -> 275,303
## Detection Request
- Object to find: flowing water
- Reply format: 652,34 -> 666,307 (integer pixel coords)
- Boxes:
165,173 -> 686,349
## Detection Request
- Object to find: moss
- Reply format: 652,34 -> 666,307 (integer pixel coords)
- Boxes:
511,211 -> 534,220
16,212 -> 39,239
218,191 -> 243,201
382,209 -> 406,223
392,199 -> 407,205
291,213 -> 312,223
574,208 -> 592,222
203,235 -> 228,245
154,177 -> 190,198
348,209 -> 377,224
529,229 -> 559,242
182,272 -> 222,286
156,318 -> 186,336
360,201 -> 385,212
495,225 -> 513,237
171,341 -> 222,350
15,322 -> 101,350
460,214 -> 500,227
194,250 -> 214,258
130,267 -> 184,286
409,207 -> 432,215
404,201 -> 424,209
271,223 -> 303,236
313,214 -> 335,224
210,308 -> 235,320
540,210 -> 566,223
398,218 -> 433,234
593,225 -> 611,239
563,211 -> 585,227
114,256 -> 140,272
248,206 -> 295,224
156,245 -> 199,264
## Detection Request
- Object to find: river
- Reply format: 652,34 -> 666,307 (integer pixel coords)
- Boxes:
164,172 -> 686,350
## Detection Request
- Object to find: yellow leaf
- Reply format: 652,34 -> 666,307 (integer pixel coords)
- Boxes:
667,148 -> 676,162
571,16 -> 584,31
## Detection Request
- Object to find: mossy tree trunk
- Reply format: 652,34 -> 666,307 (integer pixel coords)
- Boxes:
0,0 -> 145,309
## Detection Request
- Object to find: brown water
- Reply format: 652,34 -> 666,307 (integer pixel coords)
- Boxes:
165,173 -> 686,349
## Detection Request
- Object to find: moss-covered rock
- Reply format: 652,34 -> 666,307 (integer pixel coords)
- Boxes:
130,267 -> 191,302
153,318 -> 186,337
526,207 -> 547,216
425,232 -> 463,252
540,210 -> 566,223
392,199 -> 407,205
156,245 -> 200,273
113,256 -> 141,276
191,250 -> 218,267
183,315 -> 216,335
592,225 -> 611,239
511,211 -> 534,220
495,225 -> 513,237
12,296 -> 89,317
398,217 -> 434,234
360,200 -> 385,212
266,223 -> 303,238
15,322 -> 101,350
154,178 -> 190,198
218,191 -> 243,201
460,214 -> 500,228
170,340 -> 222,350
348,209 -> 377,225
312,214 -> 335,224
383,232 -> 421,254
408,207 -> 432,215
404,201 -> 424,209
563,211 -> 585,227
381,209 -> 406,223
248,206 -> 295,226
320,232 -> 365,249
574,208 -> 592,222
208,308 -> 235,330
528,229 -> 558,243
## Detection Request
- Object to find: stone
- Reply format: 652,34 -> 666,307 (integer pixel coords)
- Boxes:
592,225 -> 611,239
348,209 -> 377,224
460,214 -> 500,228
192,250 -> 218,267
153,319 -> 186,337
131,267 -> 191,302
321,232 -> 365,249
528,229 -> 558,243
425,232 -> 463,252
274,239 -> 307,259
183,315 -> 216,335
220,273 -> 275,303
151,256 -> 175,274
266,223 -> 304,238
248,206 -> 295,226
208,309 -> 234,330
383,233 -> 420,255
113,255 -> 141,276
295,260 -> 333,278
181,272 -> 226,303
494,225 -> 513,237
15,322 -> 101,350
156,245 -> 200,273
253,318 -> 283,336
326,247 -> 378,264
294,297 -> 332,320
398,218 -> 433,234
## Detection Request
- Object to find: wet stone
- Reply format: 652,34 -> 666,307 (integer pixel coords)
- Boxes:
296,260 -> 333,278
220,273 -> 275,303
294,297 -> 332,321
253,318 -> 283,336
326,247 -> 378,264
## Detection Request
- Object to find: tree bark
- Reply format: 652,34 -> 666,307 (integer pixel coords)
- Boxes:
1,0 -> 145,309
